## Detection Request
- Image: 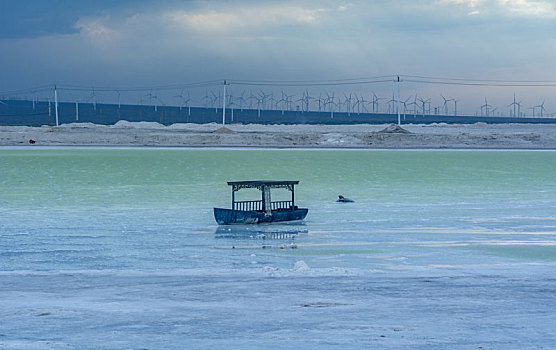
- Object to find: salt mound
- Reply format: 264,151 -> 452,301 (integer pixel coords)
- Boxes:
293,260 -> 310,272
112,120 -> 165,129
379,124 -> 410,133
213,127 -> 235,134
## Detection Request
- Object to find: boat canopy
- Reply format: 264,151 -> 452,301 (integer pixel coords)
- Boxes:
227,180 -> 299,191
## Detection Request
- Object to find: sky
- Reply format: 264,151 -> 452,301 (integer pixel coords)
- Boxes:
1,0 -> 555,115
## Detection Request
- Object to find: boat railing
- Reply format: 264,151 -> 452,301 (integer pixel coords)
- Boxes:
234,200 -> 262,211
233,200 -> 293,211
270,201 -> 293,210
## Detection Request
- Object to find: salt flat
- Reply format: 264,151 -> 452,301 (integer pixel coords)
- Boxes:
1,121 -> 556,148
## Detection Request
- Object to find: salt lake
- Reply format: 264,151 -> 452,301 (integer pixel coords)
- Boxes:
1,148 -> 555,349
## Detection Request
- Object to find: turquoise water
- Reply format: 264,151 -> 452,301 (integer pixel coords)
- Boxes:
1,148 -> 556,349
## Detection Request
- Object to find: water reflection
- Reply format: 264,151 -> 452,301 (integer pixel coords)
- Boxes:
214,225 -> 308,241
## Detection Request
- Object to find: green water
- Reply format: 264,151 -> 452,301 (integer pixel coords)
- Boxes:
2,148 -> 554,208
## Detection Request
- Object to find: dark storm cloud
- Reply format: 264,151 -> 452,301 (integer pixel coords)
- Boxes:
1,0 -> 555,113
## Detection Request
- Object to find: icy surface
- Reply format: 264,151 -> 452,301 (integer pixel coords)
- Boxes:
1,149 -> 555,349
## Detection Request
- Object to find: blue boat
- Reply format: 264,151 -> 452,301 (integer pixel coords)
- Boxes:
214,180 -> 308,225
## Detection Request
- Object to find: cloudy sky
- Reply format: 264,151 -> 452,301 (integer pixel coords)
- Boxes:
1,0 -> 555,114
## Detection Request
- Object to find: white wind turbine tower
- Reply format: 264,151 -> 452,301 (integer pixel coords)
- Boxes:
408,95 -> 419,118
328,94 -> 338,119
303,89 -> 312,112
149,90 -> 164,112
248,90 -> 256,109
255,94 -> 263,118
90,87 -> 97,110
453,99 -> 458,116
285,93 -> 294,111
344,93 -> 353,116
508,94 -> 523,117
237,91 -> 246,111
325,92 -> 336,118
116,90 -> 121,109
387,90 -> 397,115
401,95 -> 411,120
278,91 -> 287,115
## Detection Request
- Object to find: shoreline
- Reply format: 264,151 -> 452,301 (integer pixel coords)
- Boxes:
2,145 -> 556,152
1,121 -> 556,149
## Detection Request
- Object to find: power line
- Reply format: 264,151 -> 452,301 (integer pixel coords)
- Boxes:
3,74 -> 556,97
56,80 -> 223,92
229,79 -> 396,87
402,75 -> 556,84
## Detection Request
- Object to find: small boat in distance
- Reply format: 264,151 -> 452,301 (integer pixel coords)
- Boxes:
214,180 -> 308,225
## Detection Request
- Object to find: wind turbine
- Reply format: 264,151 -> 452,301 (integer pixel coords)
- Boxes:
508,94 -> 520,118
248,90 -> 258,110
255,94 -> 263,118
387,90 -> 397,115
481,98 -> 494,117
324,91 -> 336,118
401,95 -> 411,120
328,96 -> 337,119
236,91 -> 246,111
534,100 -> 546,117
174,90 -> 185,110
90,87 -> 97,110
202,89 -> 211,108
210,90 -> 220,113
407,95 -> 419,118
344,93 -> 353,116
259,90 -> 272,110
151,90 -> 165,112
317,92 -> 323,112
278,91 -> 287,115
359,94 -> 369,113
370,91 -> 385,113
352,94 -> 361,114
116,90 -> 121,109
174,90 -> 191,116
417,97 -> 431,117
441,95 -> 453,115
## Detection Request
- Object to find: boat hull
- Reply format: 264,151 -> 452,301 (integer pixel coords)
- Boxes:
214,208 -> 308,225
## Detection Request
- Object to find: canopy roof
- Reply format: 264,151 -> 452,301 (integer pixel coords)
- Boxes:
227,180 -> 299,190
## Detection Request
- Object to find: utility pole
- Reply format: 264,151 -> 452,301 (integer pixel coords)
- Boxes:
54,84 -> 59,127
222,80 -> 227,126
396,76 -> 401,126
